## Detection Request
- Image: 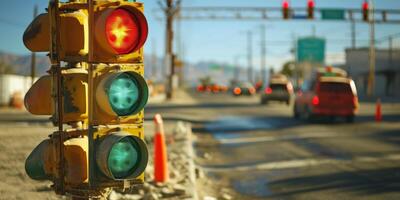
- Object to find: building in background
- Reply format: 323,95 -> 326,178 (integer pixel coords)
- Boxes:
0,74 -> 36,106
344,48 -> 400,97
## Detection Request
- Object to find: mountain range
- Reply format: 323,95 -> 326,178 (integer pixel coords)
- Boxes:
0,51 -> 250,86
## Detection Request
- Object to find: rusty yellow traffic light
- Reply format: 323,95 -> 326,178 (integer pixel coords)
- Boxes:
23,10 -> 88,61
23,1 -> 149,197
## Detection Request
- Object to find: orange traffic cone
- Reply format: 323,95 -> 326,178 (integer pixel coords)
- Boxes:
153,114 -> 169,183
375,98 -> 382,122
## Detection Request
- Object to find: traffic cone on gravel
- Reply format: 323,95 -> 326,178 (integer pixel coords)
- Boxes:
375,98 -> 382,122
154,114 -> 169,183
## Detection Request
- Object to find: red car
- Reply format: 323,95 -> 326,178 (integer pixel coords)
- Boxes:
293,76 -> 358,122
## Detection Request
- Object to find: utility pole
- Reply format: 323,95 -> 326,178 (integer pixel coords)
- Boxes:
160,0 -> 180,99
389,36 -> 393,67
30,5 -> 38,86
260,24 -> 266,84
367,0 -> 375,97
234,55 -> 240,82
247,30 -> 253,83
351,20 -> 356,49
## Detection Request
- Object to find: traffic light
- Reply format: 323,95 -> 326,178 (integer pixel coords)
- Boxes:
89,1 -> 149,187
23,11 -> 88,62
362,1 -> 369,22
282,0 -> 290,19
25,131 -> 89,186
307,0 -> 315,19
23,1 -> 149,197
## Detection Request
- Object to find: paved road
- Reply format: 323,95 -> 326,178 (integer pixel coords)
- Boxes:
1,90 -> 400,200
147,91 -> 400,200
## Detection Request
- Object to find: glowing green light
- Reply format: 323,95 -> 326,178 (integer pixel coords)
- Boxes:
108,73 -> 139,116
108,138 -> 140,179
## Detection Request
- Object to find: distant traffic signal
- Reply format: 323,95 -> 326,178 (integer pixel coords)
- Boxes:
282,0 -> 290,19
362,1 -> 369,22
307,0 -> 315,19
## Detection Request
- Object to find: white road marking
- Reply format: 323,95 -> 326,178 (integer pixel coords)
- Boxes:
216,132 -> 341,145
201,153 -> 400,172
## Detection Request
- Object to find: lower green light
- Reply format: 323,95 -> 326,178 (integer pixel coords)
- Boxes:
108,137 -> 140,179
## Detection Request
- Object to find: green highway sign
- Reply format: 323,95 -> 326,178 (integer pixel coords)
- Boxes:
297,37 -> 325,64
321,9 -> 345,20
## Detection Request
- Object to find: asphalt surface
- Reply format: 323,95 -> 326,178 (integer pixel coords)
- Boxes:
1,91 -> 400,200
146,91 -> 400,200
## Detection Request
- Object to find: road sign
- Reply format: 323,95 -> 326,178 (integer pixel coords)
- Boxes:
321,9 -> 345,20
297,37 -> 325,63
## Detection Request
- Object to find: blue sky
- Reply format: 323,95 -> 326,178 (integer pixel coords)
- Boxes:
0,0 -> 399,70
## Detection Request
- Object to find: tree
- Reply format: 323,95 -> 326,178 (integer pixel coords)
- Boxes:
280,61 -> 295,78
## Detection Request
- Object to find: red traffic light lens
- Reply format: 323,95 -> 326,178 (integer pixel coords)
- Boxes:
105,9 -> 142,54
363,1 -> 369,10
283,0 -> 289,9
308,0 -> 315,8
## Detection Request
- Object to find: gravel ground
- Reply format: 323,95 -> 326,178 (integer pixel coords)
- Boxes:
0,107 -> 197,200
111,121 -> 198,200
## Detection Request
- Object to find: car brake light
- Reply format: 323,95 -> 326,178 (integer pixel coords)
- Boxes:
265,87 -> 272,94
249,87 -> 256,94
312,96 -> 319,106
233,87 -> 241,95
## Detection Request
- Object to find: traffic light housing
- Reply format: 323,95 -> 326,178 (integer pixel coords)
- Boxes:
362,1 -> 369,22
23,11 -> 88,62
307,0 -> 315,19
93,3 -> 148,63
24,68 -> 89,124
23,0 -> 149,197
23,1 -> 148,63
282,0 -> 290,19
89,1 -> 149,187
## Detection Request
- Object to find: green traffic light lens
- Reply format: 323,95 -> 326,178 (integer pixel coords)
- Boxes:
108,73 -> 139,116
108,137 -> 140,179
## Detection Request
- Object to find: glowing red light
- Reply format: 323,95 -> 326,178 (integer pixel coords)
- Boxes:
233,87 -> 242,95
197,85 -> 204,92
308,0 -> 315,8
265,87 -> 272,94
312,96 -> 320,106
283,0 -> 289,9
363,1 -> 369,10
106,9 -> 139,54
249,87 -> 256,94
